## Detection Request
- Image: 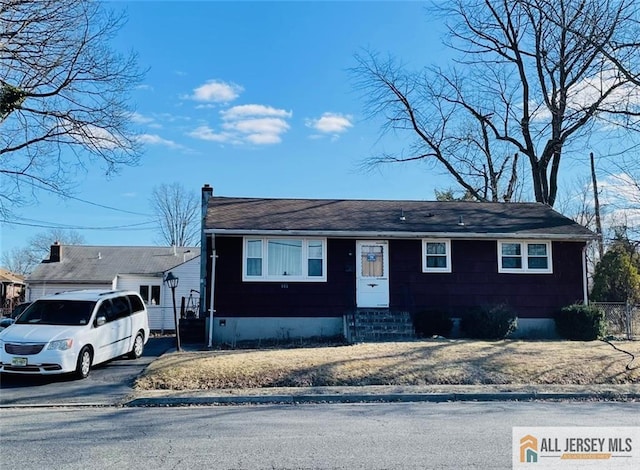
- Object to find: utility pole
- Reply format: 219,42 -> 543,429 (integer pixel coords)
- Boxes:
590,152 -> 604,259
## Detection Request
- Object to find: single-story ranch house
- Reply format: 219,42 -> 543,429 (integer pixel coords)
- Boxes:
198,185 -> 596,344
27,244 -> 200,331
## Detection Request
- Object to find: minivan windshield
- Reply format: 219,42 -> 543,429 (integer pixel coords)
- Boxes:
15,300 -> 96,326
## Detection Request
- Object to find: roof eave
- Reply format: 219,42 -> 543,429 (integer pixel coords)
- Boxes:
204,228 -> 596,241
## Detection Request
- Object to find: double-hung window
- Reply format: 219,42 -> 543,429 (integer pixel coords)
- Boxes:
139,285 -> 161,305
498,241 -> 552,274
243,237 -> 327,281
422,239 -> 451,273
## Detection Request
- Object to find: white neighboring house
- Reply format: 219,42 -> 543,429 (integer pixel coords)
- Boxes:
26,243 -> 200,331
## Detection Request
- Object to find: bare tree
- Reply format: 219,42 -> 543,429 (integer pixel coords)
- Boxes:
150,183 -> 200,247
0,0 -> 143,217
353,0 -> 640,206
1,247 -> 33,276
1,228 -> 85,275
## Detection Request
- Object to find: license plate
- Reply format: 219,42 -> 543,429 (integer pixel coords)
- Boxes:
11,357 -> 28,367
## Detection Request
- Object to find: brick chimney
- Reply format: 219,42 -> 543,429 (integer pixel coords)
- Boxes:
50,241 -> 62,263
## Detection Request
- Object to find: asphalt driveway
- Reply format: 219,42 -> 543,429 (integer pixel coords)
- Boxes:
0,337 -> 175,407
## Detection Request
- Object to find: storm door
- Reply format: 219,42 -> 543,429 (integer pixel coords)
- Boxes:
355,240 -> 389,308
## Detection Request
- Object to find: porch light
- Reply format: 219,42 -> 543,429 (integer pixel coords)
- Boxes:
164,271 -> 179,289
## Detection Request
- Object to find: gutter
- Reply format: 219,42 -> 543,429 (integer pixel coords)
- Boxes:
204,228 -> 596,242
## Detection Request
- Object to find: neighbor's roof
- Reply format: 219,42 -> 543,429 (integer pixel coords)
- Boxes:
0,268 -> 25,284
205,197 -> 596,240
27,246 -> 200,283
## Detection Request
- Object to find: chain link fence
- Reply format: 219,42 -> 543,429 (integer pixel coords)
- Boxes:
591,302 -> 639,340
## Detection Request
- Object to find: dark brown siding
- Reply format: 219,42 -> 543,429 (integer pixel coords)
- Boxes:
211,236 -> 585,319
213,237 -> 356,317
390,239 -> 585,318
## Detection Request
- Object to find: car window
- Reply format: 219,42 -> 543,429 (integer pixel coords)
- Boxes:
15,300 -> 96,326
112,296 -> 131,320
128,294 -> 145,313
11,302 -> 32,319
96,299 -> 116,323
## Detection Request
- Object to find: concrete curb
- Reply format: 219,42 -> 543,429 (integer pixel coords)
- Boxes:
123,391 -> 640,407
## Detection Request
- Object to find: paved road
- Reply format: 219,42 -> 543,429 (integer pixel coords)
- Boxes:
1,401 -> 639,469
0,337 -> 174,406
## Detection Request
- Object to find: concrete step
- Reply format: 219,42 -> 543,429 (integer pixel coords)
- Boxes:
346,309 -> 416,343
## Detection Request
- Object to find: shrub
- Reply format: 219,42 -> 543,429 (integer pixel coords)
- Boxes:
554,304 -> 606,340
412,309 -> 453,337
460,304 -> 517,339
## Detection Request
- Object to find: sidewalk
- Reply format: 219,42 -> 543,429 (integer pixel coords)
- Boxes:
124,383 -> 640,407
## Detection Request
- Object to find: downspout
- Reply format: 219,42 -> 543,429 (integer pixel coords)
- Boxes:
582,243 -> 589,305
208,240 -> 216,348
200,184 -> 213,318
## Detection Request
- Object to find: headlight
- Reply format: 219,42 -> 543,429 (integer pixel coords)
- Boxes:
47,339 -> 73,350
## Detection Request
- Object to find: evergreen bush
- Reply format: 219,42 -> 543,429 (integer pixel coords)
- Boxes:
460,304 -> 517,339
413,309 -> 453,337
554,304 -> 606,340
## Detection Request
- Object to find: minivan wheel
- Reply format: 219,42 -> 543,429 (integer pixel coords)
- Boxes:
75,347 -> 92,379
128,332 -> 144,359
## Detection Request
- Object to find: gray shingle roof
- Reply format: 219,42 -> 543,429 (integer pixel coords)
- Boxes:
205,197 -> 595,240
27,246 -> 200,283
0,268 -> 25,284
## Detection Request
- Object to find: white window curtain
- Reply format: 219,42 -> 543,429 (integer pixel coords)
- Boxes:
426,242 -> 447,268
268,239 -> 302,276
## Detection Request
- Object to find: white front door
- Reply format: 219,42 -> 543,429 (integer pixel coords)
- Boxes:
356,240 -> 390,308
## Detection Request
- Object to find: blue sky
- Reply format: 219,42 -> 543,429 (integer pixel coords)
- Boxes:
3,1 -> 636,259
3,1 -> 456,255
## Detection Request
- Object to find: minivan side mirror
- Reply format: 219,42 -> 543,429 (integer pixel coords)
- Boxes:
95,315 -> 107,327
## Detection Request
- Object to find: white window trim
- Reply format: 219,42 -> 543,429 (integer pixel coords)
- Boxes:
497,240 -> 553,274
139,284 -> 161,306
242,237 -> 328,282
422,239 -> 452,273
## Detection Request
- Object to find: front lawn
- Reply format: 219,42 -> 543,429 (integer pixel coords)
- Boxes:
134,340 -> 640,390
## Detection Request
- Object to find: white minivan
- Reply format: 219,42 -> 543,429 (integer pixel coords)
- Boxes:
0,289 -> 150,379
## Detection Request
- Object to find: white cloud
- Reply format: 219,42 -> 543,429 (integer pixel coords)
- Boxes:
305,112 -> 353,137
188,125 -> 237,144
189,103 -> 292,145
246,133 -> 283,145
531,68 -> 640,122
62,120 -> 123,149
130,112 -> 155,125
190,80 -> 243,103
137,133 -> 182,149
570,70 -> 640,109
224,117 -> 289,134
221,104 -> 292,120
596,172 -> 640,230
224,117 -> 290,145
600,173 -> 640,206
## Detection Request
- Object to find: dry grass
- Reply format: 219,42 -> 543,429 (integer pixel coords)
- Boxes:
134,340 -> 640,391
